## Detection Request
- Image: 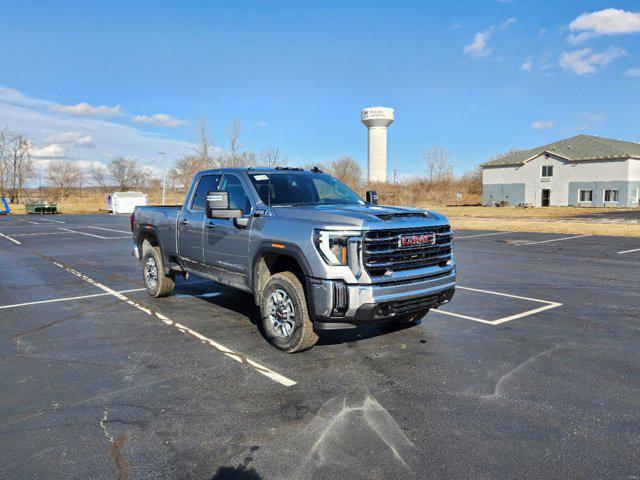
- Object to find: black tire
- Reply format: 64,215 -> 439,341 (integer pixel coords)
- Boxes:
141,240 -> 175,298
259,271 -> 318,353
392,309 -> 429,326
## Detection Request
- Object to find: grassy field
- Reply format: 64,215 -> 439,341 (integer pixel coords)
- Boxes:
5,196 -> 640,237
429,206 -> 640,237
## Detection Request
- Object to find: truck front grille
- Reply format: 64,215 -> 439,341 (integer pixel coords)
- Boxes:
362,225 -> 452,277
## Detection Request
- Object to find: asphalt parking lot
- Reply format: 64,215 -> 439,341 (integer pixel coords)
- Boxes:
1,214 -> 639,479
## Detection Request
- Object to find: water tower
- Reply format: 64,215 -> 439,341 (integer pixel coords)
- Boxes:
361,107 -> 394,183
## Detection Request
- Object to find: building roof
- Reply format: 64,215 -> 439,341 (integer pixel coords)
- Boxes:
481,134 -> 640,167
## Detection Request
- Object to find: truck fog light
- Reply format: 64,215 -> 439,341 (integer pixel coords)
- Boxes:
331,281 -> 348,316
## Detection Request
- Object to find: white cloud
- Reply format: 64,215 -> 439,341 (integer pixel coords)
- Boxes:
568,8 -> 640,44
449,22 -> 462,30
49,131 -> 94,146
132,113 -> 188,127
0,86 -> 191,172
253,121 -> 269,128
464,31 -> 492,57
31,144 -> 67,158
463,18 -> 516,58
52,102 -> 122,117
531,120 -> 555,130
559,47 -> 626,75
521,57 -> 533,71
626,68 -> 640,77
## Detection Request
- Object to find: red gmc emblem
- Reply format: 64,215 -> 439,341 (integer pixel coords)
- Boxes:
400,233 -> 435,247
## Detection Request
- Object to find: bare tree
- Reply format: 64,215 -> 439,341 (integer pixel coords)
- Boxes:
171,155 -> 210,193
194,116 -> 215,166
424,146 -> 453,183
486,148 -> 522,163
259,147 -> 288,168
218,117 -> 256,168
225,116 -> 242,167
108,157 -> 142,191
46,161 -> 82,199
330,156 -> 362,190
0,131 -> 34,203
89,165 -> 109,193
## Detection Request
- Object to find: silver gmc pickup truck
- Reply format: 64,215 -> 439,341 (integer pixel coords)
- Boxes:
132,167 -> 455,352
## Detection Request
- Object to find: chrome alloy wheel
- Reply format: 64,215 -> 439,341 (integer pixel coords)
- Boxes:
268,289 -> 296,338
145,256 -> 158,290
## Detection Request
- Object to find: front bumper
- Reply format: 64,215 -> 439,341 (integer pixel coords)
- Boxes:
309,268 -> 456,329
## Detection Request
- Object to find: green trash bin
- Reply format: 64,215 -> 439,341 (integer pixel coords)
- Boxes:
25,201 -> 58,214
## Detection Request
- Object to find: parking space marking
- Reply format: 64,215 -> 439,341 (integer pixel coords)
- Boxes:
86,226 -> 131,234
35,218 -> 66,224
12,232 -> 70,237
0,288 -> 146,310
0,232 -> 21,245
58,227 -> 130,240
16,218 -> 40,225
58,227 -> 110,239
51,261 -> 296,387
455,231 -> 515,239
516,234 -> 592,246
431,285 -> 562,325
618,247 -> 640,254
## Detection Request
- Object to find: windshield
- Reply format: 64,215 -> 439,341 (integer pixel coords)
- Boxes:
249,172 -> 365,206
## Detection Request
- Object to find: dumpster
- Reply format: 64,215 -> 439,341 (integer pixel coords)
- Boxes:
25,201 -> 58,214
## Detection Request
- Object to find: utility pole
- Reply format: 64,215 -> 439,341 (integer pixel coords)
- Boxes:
158,152 -> 166,205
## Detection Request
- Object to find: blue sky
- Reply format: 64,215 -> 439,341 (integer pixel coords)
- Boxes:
1,0 -> 639,177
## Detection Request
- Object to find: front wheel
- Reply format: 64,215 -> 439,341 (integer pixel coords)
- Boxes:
141,240 -> 175,298
260,272 -> 318,353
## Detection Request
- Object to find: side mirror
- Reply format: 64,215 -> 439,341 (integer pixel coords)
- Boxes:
206,191 -> 243,219
366,190 -> 379,206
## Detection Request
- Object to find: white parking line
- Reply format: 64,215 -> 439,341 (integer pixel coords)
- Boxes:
16,219 -> 40,225
0,232 -> 21,245
52,261 -> 296,387
57,227 -> 129,240
431,285 -> 562,325
0,288 -> 146,310
455,231 -> 515,239
35,218 -> 66,224
86,226 -> 131,234
58,227 -> 109,239
618,247 -> 640,254
12,232 -> 70,237
516,234 -> 592,246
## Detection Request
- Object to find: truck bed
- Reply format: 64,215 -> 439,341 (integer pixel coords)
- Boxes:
134,205 -> 182,258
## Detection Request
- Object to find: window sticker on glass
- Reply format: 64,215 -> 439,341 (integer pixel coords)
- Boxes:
253,174 -> 269,181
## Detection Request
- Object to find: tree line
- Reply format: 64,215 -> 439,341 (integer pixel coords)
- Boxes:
1,117 -> 492,205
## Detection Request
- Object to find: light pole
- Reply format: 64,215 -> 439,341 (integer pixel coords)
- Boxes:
158,152 -> 166,205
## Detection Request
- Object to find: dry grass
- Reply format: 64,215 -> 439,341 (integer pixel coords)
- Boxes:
425,205 -> 640,237
8,192 -> 184,215
449,217 -> 640,237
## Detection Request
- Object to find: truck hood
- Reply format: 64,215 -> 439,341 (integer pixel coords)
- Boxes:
271,204 -> 449,229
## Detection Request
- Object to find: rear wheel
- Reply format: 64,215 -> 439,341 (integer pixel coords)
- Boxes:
141,240 -> 175,298
260,271 -> 318,353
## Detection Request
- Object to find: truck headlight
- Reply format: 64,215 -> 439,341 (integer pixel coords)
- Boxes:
313,230 -> 359,266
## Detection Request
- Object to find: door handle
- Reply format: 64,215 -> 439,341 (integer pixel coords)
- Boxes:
205,222 -> 216,229
179,219 -> 188,225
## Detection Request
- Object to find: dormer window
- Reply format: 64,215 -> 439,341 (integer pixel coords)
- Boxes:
541,165 -> 553,178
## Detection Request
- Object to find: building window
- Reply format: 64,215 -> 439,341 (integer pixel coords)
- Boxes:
634,189 -> 640,203
578,190 -> 593,202
541,165 -> 553,177
603,189 -> 619,202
